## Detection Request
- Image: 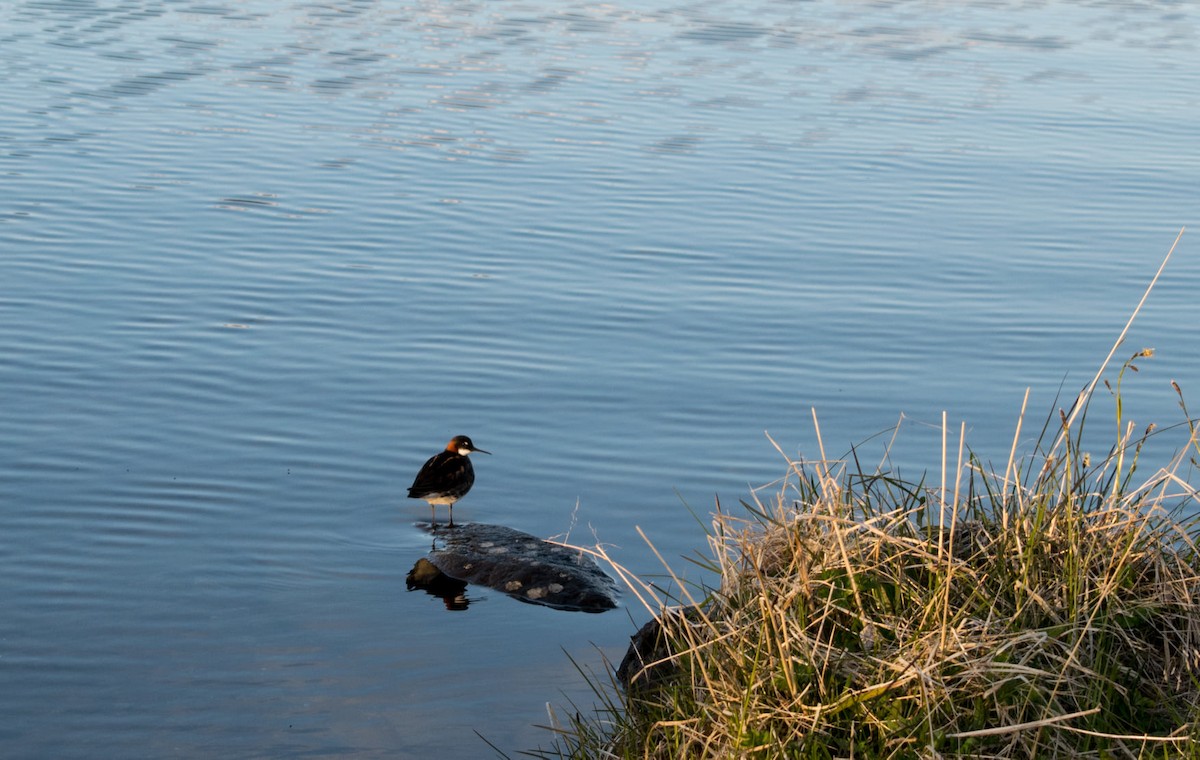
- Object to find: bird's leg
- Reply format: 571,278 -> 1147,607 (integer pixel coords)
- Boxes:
448,504 -> 455,528
430,503 -> 436,527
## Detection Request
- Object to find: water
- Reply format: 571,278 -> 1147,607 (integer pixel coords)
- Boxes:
2,0 -> 1198,757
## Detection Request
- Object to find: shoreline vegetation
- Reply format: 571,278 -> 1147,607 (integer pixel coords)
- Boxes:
531,232 -> 1200,758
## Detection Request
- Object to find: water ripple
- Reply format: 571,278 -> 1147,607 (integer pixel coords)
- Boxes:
2,0 -> 1198,757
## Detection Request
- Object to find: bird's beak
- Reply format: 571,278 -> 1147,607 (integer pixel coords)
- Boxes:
474,447 -> 492,455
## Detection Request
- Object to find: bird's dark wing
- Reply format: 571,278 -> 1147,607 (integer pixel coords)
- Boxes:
407,451 -> 473,498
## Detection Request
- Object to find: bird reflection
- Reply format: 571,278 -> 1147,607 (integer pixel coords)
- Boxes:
406,557 -> 470,611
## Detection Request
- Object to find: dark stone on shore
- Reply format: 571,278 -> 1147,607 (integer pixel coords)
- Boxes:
617,618 -> 674,690
617,606 -> 703,690
417,523 -> 619,613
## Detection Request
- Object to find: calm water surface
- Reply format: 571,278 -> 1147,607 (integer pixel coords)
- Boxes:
2,0 -> 1198,757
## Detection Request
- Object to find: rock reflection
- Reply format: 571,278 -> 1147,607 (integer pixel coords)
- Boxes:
406,557 -> 471,611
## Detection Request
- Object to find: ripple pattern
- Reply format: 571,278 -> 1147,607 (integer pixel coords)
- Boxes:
1,0 -> 1198,757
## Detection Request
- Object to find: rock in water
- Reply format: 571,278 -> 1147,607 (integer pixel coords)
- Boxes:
420,523 -> 619,613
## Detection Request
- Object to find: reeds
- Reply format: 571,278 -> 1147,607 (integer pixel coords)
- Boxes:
535,392 -> 1200,757
527,231 -> 1199,759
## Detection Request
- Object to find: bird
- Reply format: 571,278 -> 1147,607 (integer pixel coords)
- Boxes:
407,435 -> 490,526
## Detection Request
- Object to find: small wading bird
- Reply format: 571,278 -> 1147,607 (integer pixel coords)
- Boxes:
407,435 -> 490,526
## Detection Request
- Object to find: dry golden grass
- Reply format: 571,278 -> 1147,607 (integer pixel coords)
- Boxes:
535,398 -> 1200,758
528,231 -> 1200,759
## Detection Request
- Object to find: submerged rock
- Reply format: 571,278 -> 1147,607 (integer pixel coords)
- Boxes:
414,523 -> 619,613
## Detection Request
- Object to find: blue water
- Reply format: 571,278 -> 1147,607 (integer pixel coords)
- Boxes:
2,0 -> 1198,757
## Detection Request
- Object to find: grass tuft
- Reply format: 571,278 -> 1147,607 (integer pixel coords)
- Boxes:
529,232 -> 1200,759
535,384 -> 1200,758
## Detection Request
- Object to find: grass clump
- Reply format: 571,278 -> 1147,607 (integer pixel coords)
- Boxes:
539,376 -> 1200,759
532,235 -> 1200,759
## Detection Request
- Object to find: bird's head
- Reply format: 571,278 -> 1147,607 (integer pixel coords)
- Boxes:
447,435 -> 490,456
